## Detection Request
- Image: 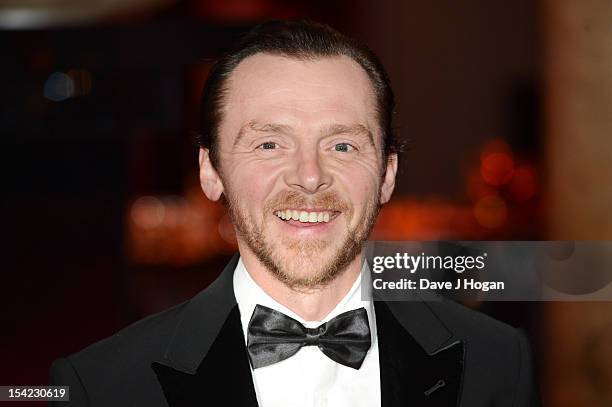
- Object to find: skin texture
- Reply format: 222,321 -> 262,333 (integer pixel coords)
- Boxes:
199,53 -> 397,321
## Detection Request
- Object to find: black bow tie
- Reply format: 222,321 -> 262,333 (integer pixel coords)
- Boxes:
246,304 -> 371,370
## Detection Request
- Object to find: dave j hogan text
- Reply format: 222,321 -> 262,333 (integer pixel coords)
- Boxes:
373,278 -> 505,292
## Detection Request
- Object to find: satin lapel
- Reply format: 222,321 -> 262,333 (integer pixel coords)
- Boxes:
152,305 -> 258,407
376,301 -> 465,407
150,254 -> 259,407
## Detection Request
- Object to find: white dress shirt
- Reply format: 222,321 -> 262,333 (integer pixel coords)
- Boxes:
233,257 -> 381,407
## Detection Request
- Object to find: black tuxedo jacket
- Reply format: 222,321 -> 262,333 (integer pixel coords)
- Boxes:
50,254 -> 540,406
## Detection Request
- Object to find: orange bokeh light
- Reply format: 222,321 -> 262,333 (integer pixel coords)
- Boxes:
480,152 -> 515,186
467,169 -> 497,201
508,165 -> 538,202
473,195 -> 508,228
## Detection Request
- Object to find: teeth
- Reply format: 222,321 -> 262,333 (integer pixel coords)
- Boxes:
274,210 -> 335,223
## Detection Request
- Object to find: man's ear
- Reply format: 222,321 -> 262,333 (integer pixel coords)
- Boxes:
199,148 -> 224,201
380,153 -> 398,204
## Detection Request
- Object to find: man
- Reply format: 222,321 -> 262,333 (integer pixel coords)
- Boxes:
50,20 -> 540,406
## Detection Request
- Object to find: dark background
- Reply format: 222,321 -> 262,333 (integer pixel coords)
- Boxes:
1,1 -> 610,405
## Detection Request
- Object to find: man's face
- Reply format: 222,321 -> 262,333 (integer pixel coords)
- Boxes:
201,53 -> 397,290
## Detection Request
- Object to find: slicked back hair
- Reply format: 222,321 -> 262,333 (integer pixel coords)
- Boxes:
197,19 -> 400,171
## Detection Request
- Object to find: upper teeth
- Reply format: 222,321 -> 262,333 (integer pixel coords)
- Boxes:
274,210 -> 332,223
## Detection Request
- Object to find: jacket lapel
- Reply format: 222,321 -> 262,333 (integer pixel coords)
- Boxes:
151,254 -> 259,407
376,300 -> 465,407
152,306 -> 258,406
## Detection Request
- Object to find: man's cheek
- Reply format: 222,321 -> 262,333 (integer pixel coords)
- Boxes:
240,179 -> 273,216
339,174 -> 376,201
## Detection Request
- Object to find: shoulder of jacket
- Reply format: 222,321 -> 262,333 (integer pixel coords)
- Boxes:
68,299 -> 188,369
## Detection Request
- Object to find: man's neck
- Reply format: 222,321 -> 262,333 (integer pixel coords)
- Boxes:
238,248 -> 364,322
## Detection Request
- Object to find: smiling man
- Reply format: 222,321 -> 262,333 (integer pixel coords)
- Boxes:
202,51 -> 396,316
49,20 -> 540,407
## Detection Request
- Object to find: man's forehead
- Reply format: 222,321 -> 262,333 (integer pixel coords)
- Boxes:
220,53 -> 380,140
225,53 -> 376,102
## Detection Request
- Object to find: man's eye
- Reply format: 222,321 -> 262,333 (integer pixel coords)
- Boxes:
259,142 -> 278,150
334,143 -> 355,152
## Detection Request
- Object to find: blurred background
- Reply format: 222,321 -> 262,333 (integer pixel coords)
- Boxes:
1,0 -> 611,405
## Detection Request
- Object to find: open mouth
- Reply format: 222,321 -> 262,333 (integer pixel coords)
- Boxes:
274,209 -> 340,224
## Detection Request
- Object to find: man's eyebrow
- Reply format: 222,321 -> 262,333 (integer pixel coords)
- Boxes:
233,121 -> 294,147
233,122 -> 375,147
322,123 -> 375,147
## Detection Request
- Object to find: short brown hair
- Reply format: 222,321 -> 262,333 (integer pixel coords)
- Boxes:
197,19 -> 400,170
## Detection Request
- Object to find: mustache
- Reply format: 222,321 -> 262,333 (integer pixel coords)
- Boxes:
264,190 -> 350,213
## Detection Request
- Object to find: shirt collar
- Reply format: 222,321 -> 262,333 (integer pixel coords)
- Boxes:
233,256 -> 377,342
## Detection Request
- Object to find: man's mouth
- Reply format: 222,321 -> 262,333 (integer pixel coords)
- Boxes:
274,209 -> 340,224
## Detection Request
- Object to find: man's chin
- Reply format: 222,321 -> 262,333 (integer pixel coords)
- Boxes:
280,237 -> 330,253
268,248 -> 345,289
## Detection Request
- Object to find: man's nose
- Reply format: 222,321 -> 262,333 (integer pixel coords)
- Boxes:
284,147 -> 332,193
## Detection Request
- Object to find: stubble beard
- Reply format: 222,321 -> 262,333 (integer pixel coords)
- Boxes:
224,187 -> 381,291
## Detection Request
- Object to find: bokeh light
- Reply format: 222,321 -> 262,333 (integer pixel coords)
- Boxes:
43,72 -> 75,101
481,152 -> 515,186
473,195 -> 508,229
467,168 -> 497,201
130,196 -> 165,229
508,165 -> 538,202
